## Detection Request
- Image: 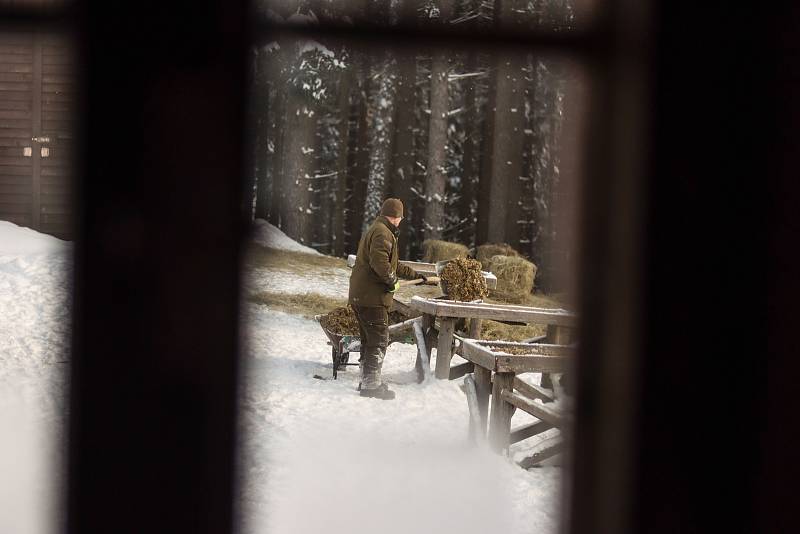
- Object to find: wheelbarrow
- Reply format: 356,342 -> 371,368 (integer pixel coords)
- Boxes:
314,315 -> 361,379
314,311 -> 425,379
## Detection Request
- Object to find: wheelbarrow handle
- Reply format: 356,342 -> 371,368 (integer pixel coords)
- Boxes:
398,276 -> 441,287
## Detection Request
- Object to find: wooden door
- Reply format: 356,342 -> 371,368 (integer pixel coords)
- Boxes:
0,31 -> 74,239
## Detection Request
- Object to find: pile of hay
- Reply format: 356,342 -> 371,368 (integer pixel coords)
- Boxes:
319,306 -> 409,336
480,320 -> 547,341
319,306 -> 360,336
485,254 -> 537,303
440,257 -> 489,302
475,243 -> 520,270
422,239 -> 469,263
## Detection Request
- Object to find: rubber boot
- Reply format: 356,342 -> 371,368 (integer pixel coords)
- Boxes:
359,382 -> 396,400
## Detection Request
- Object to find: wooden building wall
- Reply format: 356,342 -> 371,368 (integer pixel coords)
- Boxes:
0,31 -> 74,240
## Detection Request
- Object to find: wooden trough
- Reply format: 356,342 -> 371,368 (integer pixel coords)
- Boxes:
407,296 -> 577,380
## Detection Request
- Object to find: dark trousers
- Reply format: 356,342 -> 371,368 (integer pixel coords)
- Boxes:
352,305 -> 389,389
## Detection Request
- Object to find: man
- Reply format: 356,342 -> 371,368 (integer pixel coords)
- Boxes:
349,198 -> 426,400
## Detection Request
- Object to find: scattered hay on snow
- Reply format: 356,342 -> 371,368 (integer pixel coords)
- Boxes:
440,257 -> 489,302
475,243 -> 520,269
485,254 -> 537,303
421,239 -> 469,263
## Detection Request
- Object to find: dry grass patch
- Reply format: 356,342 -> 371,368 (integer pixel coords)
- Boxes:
247,291 -> 347,319
244,244 -> 348,273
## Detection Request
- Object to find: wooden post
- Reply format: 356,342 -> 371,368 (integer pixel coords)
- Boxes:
542,324 -> 570,389
463,375 -> 486,445
412,318 -> 432,382
473,365 -> 492,437
434,317 -> 456,379
468,318 -> 483,339
489,371 -> 515,453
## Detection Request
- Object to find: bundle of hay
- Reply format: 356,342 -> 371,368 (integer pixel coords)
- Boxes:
319,306 -> 360,336
486,254 -> 537,303
422,239 -> 469,263
440,257 -> 489,302
475,243 -> 520,270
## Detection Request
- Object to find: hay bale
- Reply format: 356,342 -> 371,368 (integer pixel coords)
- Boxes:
485,254 -> 537,303
422,239 -> 469,263
439,257 -> 489,302
475,243 -> 520,269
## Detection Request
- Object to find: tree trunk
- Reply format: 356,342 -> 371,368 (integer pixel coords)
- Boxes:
280,89 -> 315,244
457,50 -> 481,246
486,53 -> 526,246
391,50 -> 417,258
333,66 -> 354,257
253,49 -> 271,220
269,78 -> 286,227
346,54 -> 372,253
362,52 -> 398,231
423,0 -> 455,241
423,49 -> 450,240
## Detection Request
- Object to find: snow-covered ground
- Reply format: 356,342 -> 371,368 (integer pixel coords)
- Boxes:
0,222 -> 71,534
239,308 -> 562,534
0,220 -> 563,534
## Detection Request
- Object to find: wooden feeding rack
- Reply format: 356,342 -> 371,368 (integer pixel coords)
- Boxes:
459,338 -> 575,465
407,296 -> 577,380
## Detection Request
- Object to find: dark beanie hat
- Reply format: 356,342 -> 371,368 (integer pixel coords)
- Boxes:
380,198 -> 404,218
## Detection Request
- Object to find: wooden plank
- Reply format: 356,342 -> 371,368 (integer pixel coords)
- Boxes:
408,296 -> 577,326
0,183 -> 30,194
0,82 -> 32,91
0,202 -> 31,214
518,441 -> 566,469
434,317 -> 456,379
448,361 -> 474,380
0,175 -> 31,185
0,64 -> 33,74
0,156 -> 30,165
489,372 -> 515,453
0,54 -> 33,64
0,72 -> 32,83
0,100 -> 32,111
0,109 -> 32,120
496,354 -> 568,373
0,165 -> 33,175
513,377 -> 555,403
510,421 -> 554,444
0,118 -> 32,129
0,193 -> 31,204
459,339 -> 498,371
500,389 -> 571,428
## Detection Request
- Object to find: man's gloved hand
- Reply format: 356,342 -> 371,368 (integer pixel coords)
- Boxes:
416,273 -> 429,283
389,280 -> 401,293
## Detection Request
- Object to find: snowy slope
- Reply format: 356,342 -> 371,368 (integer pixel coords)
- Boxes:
252,219 -> 321,255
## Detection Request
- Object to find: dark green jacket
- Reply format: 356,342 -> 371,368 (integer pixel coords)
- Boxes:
349,216 -> 418,307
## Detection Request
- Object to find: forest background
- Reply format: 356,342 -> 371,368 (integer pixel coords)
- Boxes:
246,0 -> 584,292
